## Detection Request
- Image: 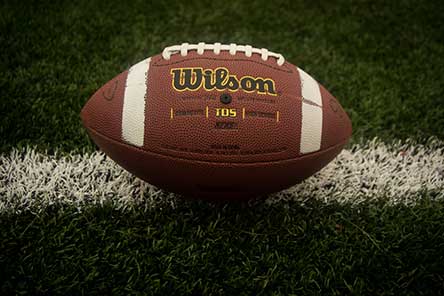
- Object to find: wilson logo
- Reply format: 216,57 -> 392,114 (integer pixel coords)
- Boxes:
170,67 -> 277,96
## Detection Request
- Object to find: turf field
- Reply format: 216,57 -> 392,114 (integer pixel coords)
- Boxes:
1,0 -> 444,294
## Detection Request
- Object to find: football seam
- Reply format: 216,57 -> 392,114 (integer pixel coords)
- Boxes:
86,125 -> 350,165
151,56 -> 294,73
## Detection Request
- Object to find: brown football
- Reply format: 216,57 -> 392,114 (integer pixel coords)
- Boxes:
81,43 -> 352,200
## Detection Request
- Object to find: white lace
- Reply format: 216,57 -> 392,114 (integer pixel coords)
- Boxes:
162,42 -> 285,66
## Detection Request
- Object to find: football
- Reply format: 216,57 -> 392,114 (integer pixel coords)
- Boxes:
81,42 -> 352,200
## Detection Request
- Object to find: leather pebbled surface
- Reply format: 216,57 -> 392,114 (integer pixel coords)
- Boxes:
320,84 -> 352,150
86,126 -> 347,199
81,70 -> 128,142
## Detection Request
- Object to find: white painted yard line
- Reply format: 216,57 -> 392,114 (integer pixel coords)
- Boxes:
0,139 -> 443,213
270,139 -> 444,205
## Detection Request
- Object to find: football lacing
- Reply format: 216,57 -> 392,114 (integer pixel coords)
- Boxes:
162,42 -> 285,66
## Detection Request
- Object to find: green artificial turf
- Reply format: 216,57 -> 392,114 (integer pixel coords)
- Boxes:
1,0 -> 444,153
1,0 -> 444,295
1,198 -> 444,295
